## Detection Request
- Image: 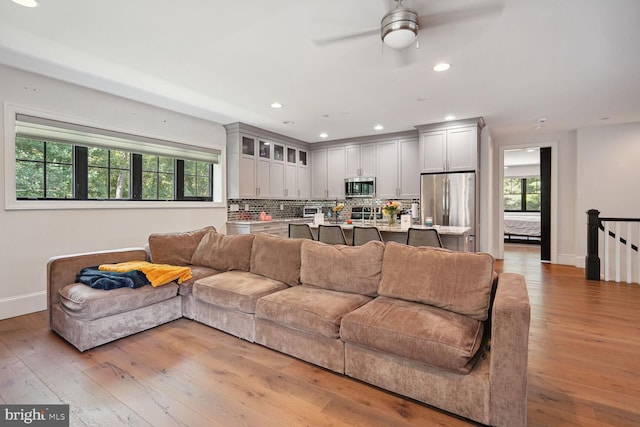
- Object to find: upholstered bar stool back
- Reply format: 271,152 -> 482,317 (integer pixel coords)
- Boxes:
317,225 -> 347,245
352,226 -> 383,246
406,227 -> 443,248
289,223 -> 314,240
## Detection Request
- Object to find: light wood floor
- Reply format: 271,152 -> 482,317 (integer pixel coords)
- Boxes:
1,246 -> 639,426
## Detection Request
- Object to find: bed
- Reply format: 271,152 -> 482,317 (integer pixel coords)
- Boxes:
504,212 -> 541,241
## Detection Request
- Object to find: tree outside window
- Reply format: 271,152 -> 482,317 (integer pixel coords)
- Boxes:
504,177 -> 540,211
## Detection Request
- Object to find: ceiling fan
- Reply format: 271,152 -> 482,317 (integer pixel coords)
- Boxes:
313,0 -> 503,51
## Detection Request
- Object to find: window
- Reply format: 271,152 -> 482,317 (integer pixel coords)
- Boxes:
504,177 -> 540,211
11,113 -> 222,206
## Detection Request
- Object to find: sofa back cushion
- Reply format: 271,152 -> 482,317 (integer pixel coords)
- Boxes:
191,231 -> 255,272
250,233 -> 303,286
379,242 -> 495,321
300,240 -> 384,297
148,226 -> 215,265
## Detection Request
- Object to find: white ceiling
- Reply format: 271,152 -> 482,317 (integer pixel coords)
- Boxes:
1,0 -> 639,143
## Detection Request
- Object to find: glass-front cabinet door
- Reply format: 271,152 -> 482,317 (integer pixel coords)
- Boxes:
259,140 -> 271,159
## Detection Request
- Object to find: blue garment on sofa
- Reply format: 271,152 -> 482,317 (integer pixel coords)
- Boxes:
76,267 -> 150,290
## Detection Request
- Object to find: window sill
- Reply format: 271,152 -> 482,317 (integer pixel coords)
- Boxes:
5,199 -> 225,211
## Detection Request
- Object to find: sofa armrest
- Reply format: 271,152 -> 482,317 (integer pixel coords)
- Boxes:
489,272 -> 530,427
47,248 -> 148,324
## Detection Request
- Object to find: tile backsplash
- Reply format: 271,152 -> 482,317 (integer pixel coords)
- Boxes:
227,198 -> 420,221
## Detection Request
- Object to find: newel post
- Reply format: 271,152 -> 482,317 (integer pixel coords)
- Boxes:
585,209 -> 601,280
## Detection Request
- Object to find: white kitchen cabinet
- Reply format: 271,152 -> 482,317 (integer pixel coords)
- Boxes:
327,146 -> 346,198
375,140 -> 399,199
297,150 -> 310,199
417,118 -> 484,173
226,123 -> 311,200
346,143 -> 376,177
311,147 -> 345,199
398,137 -> 420,198
311,149 -> 328,199
374,138 -> 419,199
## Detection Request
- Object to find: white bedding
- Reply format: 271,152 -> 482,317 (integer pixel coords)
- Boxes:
504,212 -> 541,237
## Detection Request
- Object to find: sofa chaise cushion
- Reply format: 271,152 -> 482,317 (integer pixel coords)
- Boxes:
300,240 -> 384,297
148,226 -> 215,265
193,271 -> 288,314
256,285 -> 372,339
379,242 -> 495,321
58,282 -> 179,321
250,233 -> 303,286
191,231 -> 255,272
341,296 -> 485,374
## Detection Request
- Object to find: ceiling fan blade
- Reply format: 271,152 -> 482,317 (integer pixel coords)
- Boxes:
418,1 -> 504,29
312,27 -> 379,46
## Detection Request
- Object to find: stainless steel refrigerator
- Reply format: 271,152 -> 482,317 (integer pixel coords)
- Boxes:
420,171 -> 478,251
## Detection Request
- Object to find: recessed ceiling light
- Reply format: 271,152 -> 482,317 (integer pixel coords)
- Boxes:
319,132 -> 328,138
537,117 -> 547,123
444,115 -> 456,121
374,124 -> 384,131
11,0 -> 38,7
534,125 -> 543,130
270,102 -> 282,109
504,166 -> 509,169
282,121 -> 294,125
527,148 -> 539,152
433,63 -> 451,72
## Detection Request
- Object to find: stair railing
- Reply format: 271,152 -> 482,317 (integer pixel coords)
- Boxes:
586,209 -> 640,283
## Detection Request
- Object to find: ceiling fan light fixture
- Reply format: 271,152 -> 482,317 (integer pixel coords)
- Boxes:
381,6 -> 419,49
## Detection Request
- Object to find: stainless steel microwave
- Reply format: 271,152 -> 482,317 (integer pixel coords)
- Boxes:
303,206 -> 322,217
345,177 -> 376,198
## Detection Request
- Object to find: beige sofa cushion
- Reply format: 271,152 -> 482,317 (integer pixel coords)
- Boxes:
379,242 -> 495,321
59,282 -> 179,321
193,271 -> 288,314
191,232 -> 255,272
148,226 -> 215,265
178,265 -> 221,296
256,285 -> 372,339
341,296 -> 485,374
300,240 -> 384,297
250,234 -> 303,286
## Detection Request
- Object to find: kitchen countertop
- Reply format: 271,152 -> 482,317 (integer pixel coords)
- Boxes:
226,218 -> 312,225
308,223 -> 471,236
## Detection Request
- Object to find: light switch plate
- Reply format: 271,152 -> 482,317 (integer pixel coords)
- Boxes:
229,204 -> 240,212
244,204 -> 250,211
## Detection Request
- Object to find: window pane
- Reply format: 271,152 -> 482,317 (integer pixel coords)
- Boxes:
159,173 -> 174,199
110,170 -> 129,199
526,194 -> 541,210
46,164 -> 73,198
184,175 -> 195,197
88,167 -> 108,198
16,138 -> 44,161
88,147 -> 108,167
197,175 -> 211,197
527,177 -> 540,194
504,195 -> 521,210
159,157 -> 174,173
504,178 -> 521,195
184,160 -> 196,175
142,172 -> 158,199
142,155 -> 158,172
110,150 -> 129,169
47,142 -> 72,164
16,161 -> 44,198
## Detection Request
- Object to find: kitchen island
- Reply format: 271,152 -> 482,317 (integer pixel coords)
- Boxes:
309,223 -> 471,252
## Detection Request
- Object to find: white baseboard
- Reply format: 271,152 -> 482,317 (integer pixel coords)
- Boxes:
556,253 -> 585,268
0,291 -> 47,321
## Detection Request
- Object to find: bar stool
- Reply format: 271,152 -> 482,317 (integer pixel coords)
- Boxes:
406,227 -> 443,248
288,223 -> 314,240
317,225 -> 347,245
352,226 -> 383,246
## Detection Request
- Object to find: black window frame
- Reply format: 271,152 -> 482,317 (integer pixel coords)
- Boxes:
504,177 -> 541,213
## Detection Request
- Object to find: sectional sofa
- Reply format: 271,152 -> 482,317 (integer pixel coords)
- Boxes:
47,227 -> 530,426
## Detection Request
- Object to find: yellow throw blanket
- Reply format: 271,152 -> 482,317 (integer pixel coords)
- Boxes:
99,261 -> 192,287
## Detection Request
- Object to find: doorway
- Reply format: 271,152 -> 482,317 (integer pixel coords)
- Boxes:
500,143 -> 556,263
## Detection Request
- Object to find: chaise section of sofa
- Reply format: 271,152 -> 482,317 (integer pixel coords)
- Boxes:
48,247 -> 183,352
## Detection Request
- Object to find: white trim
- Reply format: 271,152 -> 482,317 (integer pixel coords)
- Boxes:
4,102 -> 227,210
0,291 -> 47,321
